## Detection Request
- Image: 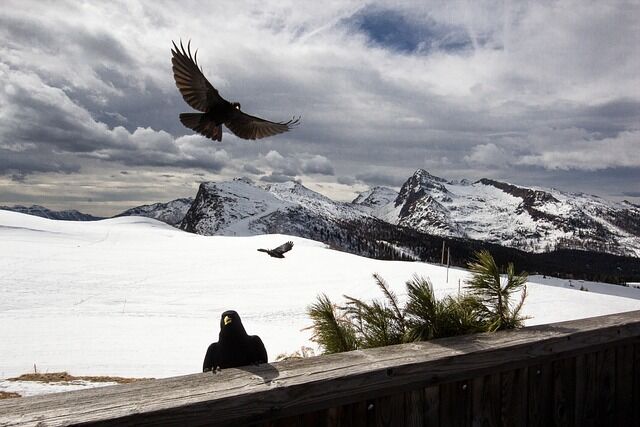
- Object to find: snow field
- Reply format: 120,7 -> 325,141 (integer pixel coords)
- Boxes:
1,210 -> 639,382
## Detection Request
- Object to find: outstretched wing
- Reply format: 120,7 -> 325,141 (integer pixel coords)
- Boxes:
272,241 -> 294,256
225,109 -> 300,140
171,40 -> 227,112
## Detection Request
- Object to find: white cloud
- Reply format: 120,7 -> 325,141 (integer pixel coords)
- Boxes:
464,143 -> 510,166
518,131 -> 640,171
301,155 -> 334,175
1,0 -> 639,208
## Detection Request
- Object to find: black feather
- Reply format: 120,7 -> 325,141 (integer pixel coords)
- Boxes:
203,310 -> 267,371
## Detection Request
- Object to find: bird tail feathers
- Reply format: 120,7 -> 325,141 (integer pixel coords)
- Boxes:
179,113 -> 204,128
179,113 -> 222,141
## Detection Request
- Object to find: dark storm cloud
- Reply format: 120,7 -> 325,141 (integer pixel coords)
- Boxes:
1,1 -> 639,213
0,13 -> 133,65
355,171 -> 406,187
243,164 -> 264,175
301,155 -> 334,175
0,148 -> 81,175
260,172 -> 299,183
337,176 -> 357,185
11,173 -> 26,183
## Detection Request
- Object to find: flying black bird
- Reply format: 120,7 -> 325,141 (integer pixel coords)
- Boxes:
203,310 -> 267,371
257,241 -> 294,258
171,40 -> 300,141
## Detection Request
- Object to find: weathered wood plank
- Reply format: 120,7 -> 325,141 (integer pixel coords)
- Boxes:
471,373 -> 500,427
403,389 -> 424,427
527,362 -> 553,427
423,385 -> 439,427
499,367 -> 527,427
439,380 -> 470,427
372,393 -> 404,427
596,348 -> 616,424
575,352 -> 598,427
615,344 -> 634,425
552,357 -> 575,427
1,311 -> 639,426
634,343 -> 640,426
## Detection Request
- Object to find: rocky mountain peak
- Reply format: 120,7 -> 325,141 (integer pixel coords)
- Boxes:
352,186 -> 398,208
395,169 -> 450,208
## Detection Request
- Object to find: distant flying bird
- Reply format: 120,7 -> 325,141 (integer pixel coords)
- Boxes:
171,40 -> 300,141
257,241 -> 294,258
203,310 -> 267,371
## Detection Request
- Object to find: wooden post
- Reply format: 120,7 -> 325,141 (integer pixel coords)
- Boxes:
441,241 -> 445,265
446,247 -> 451,283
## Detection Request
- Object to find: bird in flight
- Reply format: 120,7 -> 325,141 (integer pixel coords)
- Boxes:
171,40 -> 300,141
203,310 -> 267,371
257,241 -> 294,258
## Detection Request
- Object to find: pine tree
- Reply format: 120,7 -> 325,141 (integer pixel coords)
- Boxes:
307,294 -> 358,353
466,250 -> 529,331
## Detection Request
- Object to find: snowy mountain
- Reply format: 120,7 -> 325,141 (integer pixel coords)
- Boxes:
365,169 -> 640,257
178,172 -> 640,260
352,186 -> 398,208
115,198 -> 193,226
0,205 -> 103,221
180,177 -> 373,236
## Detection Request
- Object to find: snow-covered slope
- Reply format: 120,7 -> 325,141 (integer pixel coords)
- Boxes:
366,169 -> 640,257
115,198 -> 193,226
175,172 -> 640,258
352,186 -> 398,208
0,205 -> 103,221
1,210 -> 640,381
180,177 -> 372,236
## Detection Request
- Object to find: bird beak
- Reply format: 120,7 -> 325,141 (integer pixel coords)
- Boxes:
224,315 -> 232,325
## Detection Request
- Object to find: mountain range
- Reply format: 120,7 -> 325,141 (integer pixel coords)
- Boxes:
2,170 -> 639,277
0,204 -> 104,221
177,170 -> 639,258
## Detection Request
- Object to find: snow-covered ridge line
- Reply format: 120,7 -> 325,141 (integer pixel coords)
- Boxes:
177,171 -> 640,258
3,169 -> 639,257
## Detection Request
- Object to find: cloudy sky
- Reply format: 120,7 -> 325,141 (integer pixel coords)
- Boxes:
1,1 -> 639,215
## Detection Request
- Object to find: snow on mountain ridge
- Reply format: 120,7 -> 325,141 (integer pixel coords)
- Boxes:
0,205 -> 103,221
178,170 -> 639,257
115,198 -> 193,225
377,169 -> 640,256
352,186 -> 398,208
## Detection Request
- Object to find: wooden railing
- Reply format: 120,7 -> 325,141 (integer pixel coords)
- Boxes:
1,310 -> 640,426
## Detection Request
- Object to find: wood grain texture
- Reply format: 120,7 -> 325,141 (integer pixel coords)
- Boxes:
471,373 -> 500,427
615,344 -> 634,425
423,385 -> 439,427
439,380 -> 470,427
527,362 -> 553,427
1,311 -> 639,426
596,348 -> 616,424
552,357 -> 575,427
633,343 -> 640,426
499,368 -> 528,427
575,352 -> 598,427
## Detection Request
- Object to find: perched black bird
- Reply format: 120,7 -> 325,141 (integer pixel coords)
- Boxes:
203,310 -> 267,371
171,40 -> 300,141
257,241 -> 294,258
